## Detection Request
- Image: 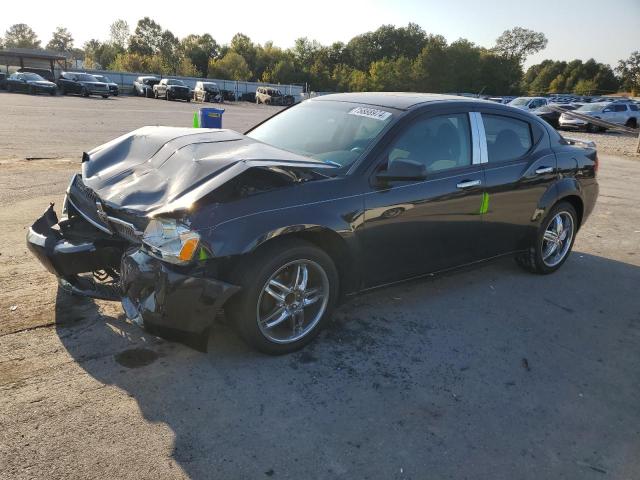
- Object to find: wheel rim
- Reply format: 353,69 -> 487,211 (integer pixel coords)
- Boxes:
542,211 -> 574,267
256,259 -> 329,344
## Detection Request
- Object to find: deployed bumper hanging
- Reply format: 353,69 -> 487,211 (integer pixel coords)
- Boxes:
26,203 -> 240,338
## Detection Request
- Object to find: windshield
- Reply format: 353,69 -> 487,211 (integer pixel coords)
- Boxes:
509,97 -> 531,106
578,103 -> 605,112
76,73 -> 99,82
247,100 -> 396,170
22,73 -> 45,81
203,83 -> 218,90
167,79 -> 185,86
143,78 -> 159,85
95,75 -> 111,82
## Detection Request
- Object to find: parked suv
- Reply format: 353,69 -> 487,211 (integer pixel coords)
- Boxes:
559,102 -> 639,131
256,87 -> 286,105
153,78 -> 191,101
92,74 -> 119,96
193,81 -> 221,102
508,97 -> 548,110
58,72 -> 110,98
132,76 -> 160,97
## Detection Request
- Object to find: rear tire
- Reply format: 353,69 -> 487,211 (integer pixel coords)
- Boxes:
625,118 -> 637,129
226,238 -> 339,355
516,201 -> 578,274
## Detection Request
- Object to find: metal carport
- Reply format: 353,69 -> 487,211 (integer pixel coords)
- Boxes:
0,48 -> 68,79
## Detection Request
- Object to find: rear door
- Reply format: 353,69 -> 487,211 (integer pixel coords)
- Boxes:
478,109 -> 557,256
361,109 -> 487,286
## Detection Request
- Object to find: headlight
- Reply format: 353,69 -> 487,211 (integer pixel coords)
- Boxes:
142,218 -> 200,264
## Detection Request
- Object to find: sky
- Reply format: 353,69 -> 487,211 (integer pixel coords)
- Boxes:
2,0 -> 639,68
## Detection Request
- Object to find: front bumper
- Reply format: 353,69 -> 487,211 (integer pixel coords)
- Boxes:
168,89 -> 190,100
27,203 -> 239,343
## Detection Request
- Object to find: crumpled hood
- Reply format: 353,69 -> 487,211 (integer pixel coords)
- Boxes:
81,126 -> 330,214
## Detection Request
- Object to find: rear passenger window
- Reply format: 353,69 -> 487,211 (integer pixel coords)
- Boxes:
482,114 -> 532,163
388,113 -> 472,173
614,104 -> 627,112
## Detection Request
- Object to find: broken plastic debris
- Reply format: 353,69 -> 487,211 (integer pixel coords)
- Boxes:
10,305 -> 17,311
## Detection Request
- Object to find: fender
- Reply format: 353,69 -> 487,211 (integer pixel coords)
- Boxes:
534,176 -> 584,225
202,192 -> 365,260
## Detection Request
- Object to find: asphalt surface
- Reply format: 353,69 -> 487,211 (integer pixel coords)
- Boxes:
0,92 -> 639,479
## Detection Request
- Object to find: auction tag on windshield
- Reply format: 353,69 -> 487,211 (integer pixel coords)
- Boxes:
348,107 -> 392,121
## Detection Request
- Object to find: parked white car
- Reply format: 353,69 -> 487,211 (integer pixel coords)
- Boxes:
559,102 -> 639,131
508,96 -> 548,110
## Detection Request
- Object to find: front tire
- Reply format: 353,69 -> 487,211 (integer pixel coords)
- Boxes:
516,201 -> 578,274
226,239 -> 339,355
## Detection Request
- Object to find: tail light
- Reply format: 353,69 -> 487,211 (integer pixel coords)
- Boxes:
593,152 -> 599,174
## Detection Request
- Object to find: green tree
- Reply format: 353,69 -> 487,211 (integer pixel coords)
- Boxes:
230,33 -> 257,75
369,57 -> 413,91
412,35 -> 450,92
181,34 -> 219,77
616,51 -> 640,94
493,27 -> 547,63
128,17 -> 163,56
84,40 -> 118,69
573,79 -> 597,95
208,52 -> 251,80
46,27 -> 74,53
4,23 -> 41,49
109,20 -> 129,50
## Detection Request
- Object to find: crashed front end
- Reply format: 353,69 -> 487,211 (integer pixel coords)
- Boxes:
26,126 -> 331,348
26,175 -> 239,347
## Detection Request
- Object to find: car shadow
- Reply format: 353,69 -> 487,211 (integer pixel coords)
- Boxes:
54,252 -> 640,479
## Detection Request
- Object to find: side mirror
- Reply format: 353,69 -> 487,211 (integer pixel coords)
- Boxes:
376,158 -> 427,182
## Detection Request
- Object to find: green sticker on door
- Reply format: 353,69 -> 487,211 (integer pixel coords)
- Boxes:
479,192 -> 490,215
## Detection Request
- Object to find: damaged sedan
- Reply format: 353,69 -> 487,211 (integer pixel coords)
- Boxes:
27,93 -> 599,354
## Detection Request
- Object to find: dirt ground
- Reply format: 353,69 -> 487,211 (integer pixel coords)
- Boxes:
0,92 -> 639,480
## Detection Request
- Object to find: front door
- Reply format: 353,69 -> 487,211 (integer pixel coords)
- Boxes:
361,111 -> 487,287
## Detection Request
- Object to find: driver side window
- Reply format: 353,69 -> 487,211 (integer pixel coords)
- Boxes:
388,113 -> 472,173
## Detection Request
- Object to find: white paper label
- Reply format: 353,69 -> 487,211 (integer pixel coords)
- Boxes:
348,107 -> 392,121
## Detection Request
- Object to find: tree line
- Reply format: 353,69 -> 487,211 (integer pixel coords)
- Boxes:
2,21 -> 638,95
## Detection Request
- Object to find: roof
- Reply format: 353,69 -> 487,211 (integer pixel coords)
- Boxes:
0,48 -> 67,61
310,92 -> 484,110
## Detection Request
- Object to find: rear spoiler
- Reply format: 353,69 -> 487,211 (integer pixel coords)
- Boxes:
563,137 -> 596,149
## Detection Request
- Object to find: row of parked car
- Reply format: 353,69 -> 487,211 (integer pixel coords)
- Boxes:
504,96 -> 639,131
131,75 -> 295,105
0,69 -> 295,105
0,68 -> 119,98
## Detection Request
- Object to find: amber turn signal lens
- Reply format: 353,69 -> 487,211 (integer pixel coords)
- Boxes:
178,238 -> 200,262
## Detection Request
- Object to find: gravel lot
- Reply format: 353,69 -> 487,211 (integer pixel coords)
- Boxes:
0,92 -> 639,479
562,130 -> 639,158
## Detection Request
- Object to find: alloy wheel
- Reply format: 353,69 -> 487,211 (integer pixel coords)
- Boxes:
541,211 -> 574,267
256,259 -> 329,344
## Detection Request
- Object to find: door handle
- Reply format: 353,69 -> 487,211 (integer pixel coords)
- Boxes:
535,166 -> 554,175
456,179 -> 481,189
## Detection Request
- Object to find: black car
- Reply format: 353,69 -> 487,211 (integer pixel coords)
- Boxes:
534,104 -> 578,128
92,74 -> 119,96
27,93 -> 598,354
0,72 -> 7,90
132,76 -> 160,97
18,67 -> 55,82
57,72 -> 110,98
153,78 -> 191,101
6,72 -> 57,95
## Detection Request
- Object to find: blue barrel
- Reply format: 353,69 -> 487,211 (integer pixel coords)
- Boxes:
198,107 -> 225,128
